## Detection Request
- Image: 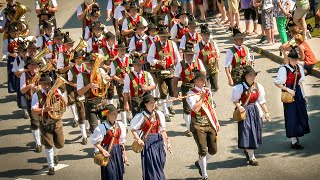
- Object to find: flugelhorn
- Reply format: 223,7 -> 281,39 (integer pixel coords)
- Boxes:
90,53 -> 110,98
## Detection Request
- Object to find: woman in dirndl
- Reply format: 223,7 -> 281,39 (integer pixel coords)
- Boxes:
130,94 -> 171,180
274,48 -> 310,150
231,65 -> 270,166
92,104 -> 128,180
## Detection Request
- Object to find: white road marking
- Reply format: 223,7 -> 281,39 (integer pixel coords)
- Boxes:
33,164 -> 69,176
15,178 -> 32,180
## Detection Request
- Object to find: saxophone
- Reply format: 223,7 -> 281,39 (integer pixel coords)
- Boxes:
91,53 -> 110,98
46,76 -> 69,120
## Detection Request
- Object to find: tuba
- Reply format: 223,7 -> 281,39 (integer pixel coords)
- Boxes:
34,47 -> 52,71
46,76 -> 69,120
90,53 -> 110,98
12,2 -> 30,22
70,38 -> 88,60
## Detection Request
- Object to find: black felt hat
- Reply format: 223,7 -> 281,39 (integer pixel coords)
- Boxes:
3,5 -> 16,15
287,48 -> 299,59
140,94 -> 159,109
183,42 -> 196,54
70,51 -> 84,62
26,41 -> 37,49
42,21 -> 54,29
132,55 -> 144,65
24,57 -> 40,69
91,21 -> 104,30
82,53 -> 94,62
53,28 -> 64,39
232,28 -> 246,39
128,1 -> 140,9
105,31 -> 116,40
39,73 -> 52,83
243,65 -> 260,76
200,24 -> 210,34
170,0 -> 181,7
37,9 -> 52,18
188,18 -> 198,27
115,40 -> 128,49
194,70 -> 206,79
7,23 -> 19,33
148,23 -> 157,30
157,25 -> 170,37
63,32 -> 75,45
175,7 -> 190,18
18,41 -> 28,52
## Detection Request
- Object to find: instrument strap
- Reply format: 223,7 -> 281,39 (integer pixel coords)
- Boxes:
293,66 -> 298,91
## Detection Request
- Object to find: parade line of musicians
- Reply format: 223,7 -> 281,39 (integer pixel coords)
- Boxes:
1,0 -> 310,179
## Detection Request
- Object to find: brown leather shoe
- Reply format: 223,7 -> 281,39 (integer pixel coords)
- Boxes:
168,106 -> 175,115
35,145 -> 42,153
248,159 -> 259,166
47,167 -> 55,175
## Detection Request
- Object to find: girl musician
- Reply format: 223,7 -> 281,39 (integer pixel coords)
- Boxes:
274,48 -> 310,149
130,94 -> 171,180
92,104 -> 128,180
231,65 -> 270,166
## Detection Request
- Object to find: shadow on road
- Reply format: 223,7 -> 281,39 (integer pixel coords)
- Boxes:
0,168 -> 39,178
0,110 -> 24,121
0,124 -> 30,137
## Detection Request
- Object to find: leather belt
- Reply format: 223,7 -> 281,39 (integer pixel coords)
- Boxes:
86,97 -> 102,104
192,116 -> 209,125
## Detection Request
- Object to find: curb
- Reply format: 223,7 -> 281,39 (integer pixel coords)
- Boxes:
247,44 -> 320,78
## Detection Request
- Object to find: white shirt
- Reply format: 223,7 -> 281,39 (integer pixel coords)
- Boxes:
173,59 -> 206,78
20,72 -> 29,90
31,88 -> 62,110
36,34 -> 53,49
128,34 -> 148,54
123,70 -> 155,93
84,25 -> 108,40
110,54 -> 132,77
179,32 -> 198,50
12,56 -> 25,73
36,24 -> 55,37
164,12 -> 177,27
46,43 -> 63,59
170,23 -> 186,40
147,40 -> 181,66
122,16 -> 148,30
106,0 -> 113,10
142,36 -> 158,54
56,52 -> 68,69
67,64 -> 84,82
87,34 -> 105,54
114,5 -> 125,20
225,45 -> 252,68
77,68 -> 107,91
35,0 -> 58,10
186,86 -> 215,110
262,0 -> 273,9
130,110 -> 166,134
91,121 -> 127,146
194,40 -> 220,60
274,64 -> 305,85
231,82 -> 266,117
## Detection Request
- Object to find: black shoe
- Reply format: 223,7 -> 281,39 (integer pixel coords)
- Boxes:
168,106 -> 176,115
54,156 -> 59,166
72,120 -> 79,128
258,36 -> 267,44
165,115 -> 171,122
195,161 -> 202,176
248,159 -> 259,166
47,167 -> 55,175
35,145 -> 42,153
291,142 -> 304,150
227,27 -> 233,32
244,150 -> 249,162
81,137 -> 87,145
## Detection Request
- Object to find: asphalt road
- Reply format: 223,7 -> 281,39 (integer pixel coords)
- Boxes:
0,1 -> 320,180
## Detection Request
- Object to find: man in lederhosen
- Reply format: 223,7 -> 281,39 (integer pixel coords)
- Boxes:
225,28 -> 253,86
77,0 -> 97,38
67,51 -> 88,145
46,28 -> 65,69
31,73 -> 66,176
20,57 -> 42,153
179,17 -> 201,57
186,70 -> 220,180
194,24 -> 221,93
110,41 -> 132,127
123,55 -> 155,117
173,42 -> 206,137
147,25 -> 181,122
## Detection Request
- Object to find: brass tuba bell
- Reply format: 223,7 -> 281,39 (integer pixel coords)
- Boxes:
70,38 -> 88,60
90,53 -> 110,98
34,47 -> 52,72
12,2 -> 31,22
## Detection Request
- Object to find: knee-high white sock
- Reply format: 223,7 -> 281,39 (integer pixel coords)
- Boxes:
53,147 -> 60,156
206,154 -> 212,163
120,111 -> 127,127
291,137 -> 298,145
184,114 -> 191,130
32,129 -> 41,146
69,104 -> 78,121
199,156 -> 208,178
247,149 -> 255,160
162,100 -> 169,116
107,99 -> 114,105
80,124 -> 87,138
45,148 -> 54,168
85,120 -> 90,130
167,95 -> 174,107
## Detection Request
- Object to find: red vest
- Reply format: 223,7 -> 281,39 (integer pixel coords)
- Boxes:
141,115 -> 160,134
102,125 -> 121,145
113,56 -> 130,78
231,46 -> 247,69
240,85 -> 259,104
285,66 -> 301,86
105,44 -> 118,59
180,59 -> 201,83
92,35 -> 107,54
154,40 -> 175,69
177,24 -> 188,39
134,35 -> 144,52
198,42 -> 216,65
186,33 -> 200,44
129,71 -> 148,97
51,44 -> 66,59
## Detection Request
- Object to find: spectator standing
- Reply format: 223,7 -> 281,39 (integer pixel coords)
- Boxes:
273,0 -> 291,44
228,0 -> 240,30
293,0 -> 310,40
257,0 -> 274,45
242,0 -> 258,35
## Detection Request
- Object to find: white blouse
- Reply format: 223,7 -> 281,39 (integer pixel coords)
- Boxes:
130,111 -> 166,134
91,121 -> 127,146
274,64 -> 305,85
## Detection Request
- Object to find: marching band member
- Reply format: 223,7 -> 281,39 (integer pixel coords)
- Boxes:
121,2 -> 148,42
20,57 -> 42,153
26,40 -> 38,58
232,65 -> 270,166
152,0 -> 170,20
77,53 -> 109,135
170,8 -> 189,48
130,94 -> 171,180
110,41 -> 132,127
106,0 -> 122,22
163,0 -> 180,30
46,28 -> 65,67
186,70 -> 220,180
36,10 -> 54,37
225,28 -> 252,86
12,42 -> 29,119
123,56 -> 155,117
274,48 -> 310,149
114,0 -> 130,38
92,104 -> 127,180
35,0 -> 58,27
173,42 -> 206,137
140,0 -> 153,23
194,24 -> 220,92
36,21 -> 54,50
67,51 -> 88,145
83,6 -> 108,41
31,73 -> 66,175
77,0 -> 97,38
87,22 -> 110,56
147,25 -> 181,122
128,22 -> 147,57
0,1 -> 15,33
179,18 -> 200,56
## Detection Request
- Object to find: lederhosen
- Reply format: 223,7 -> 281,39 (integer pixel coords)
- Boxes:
113,56 -> 131,111
69,65 -> 87,125
24,72 -> 40,130
100,122 -> 124,180
154,40 -> 175,99
189,88 -> 218,156
180,59 -> 201,114
81,3 -> 92,38
37,90 -> 65,149
198,41 -> 219,92
230,46 -> 249,85
175,23 -> 188,49
128,71 -> 150,117
7,37 -> 18,93
82,71 -> 105,133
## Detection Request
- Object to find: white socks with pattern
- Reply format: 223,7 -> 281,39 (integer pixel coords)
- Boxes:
45,148 -> 54,168
69,104 -> 78,122
247,149 -> 255,160
80,124 -> 87,138
199,156 -> 208,179
291,137 -> 298,145
32,129 -> 41,146
162,100 -> 169,116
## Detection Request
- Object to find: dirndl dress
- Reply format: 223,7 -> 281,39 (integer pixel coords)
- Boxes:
101,144 -> 125,180
141,133 -> 166,180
